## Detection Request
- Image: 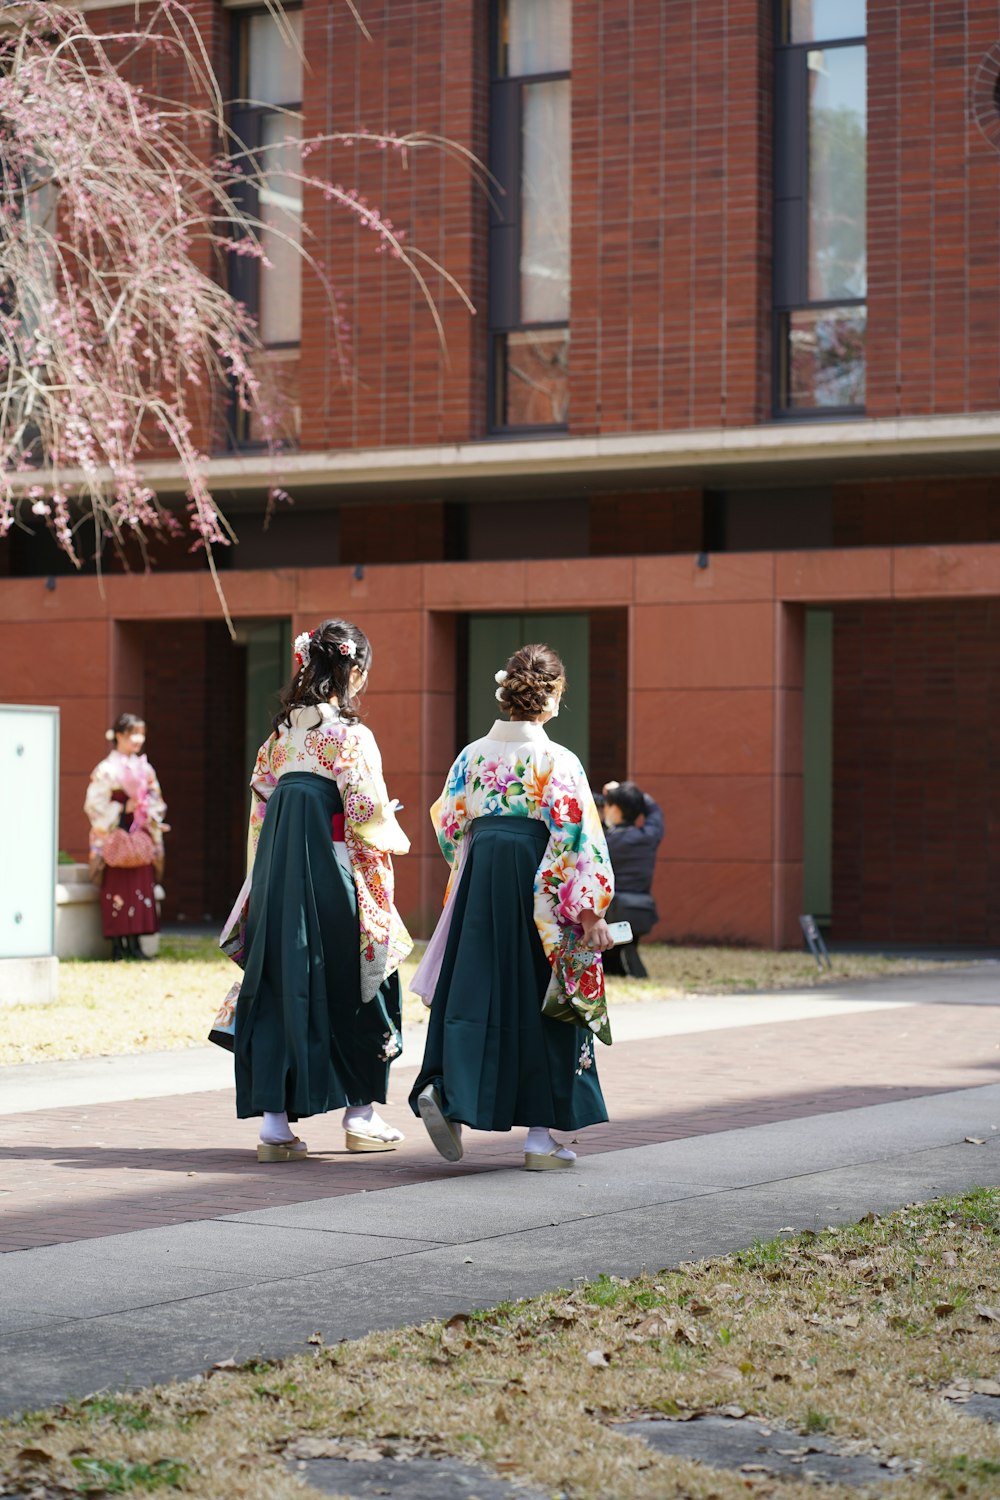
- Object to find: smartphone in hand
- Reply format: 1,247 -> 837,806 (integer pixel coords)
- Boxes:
606,920 -> 633,947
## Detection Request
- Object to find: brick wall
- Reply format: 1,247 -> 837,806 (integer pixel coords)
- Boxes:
73,0 -> 1000,457
834,478 -> 1000,548
571,0 -> 772,434
832,600 -> 1000,944
867,1 -> 1000,418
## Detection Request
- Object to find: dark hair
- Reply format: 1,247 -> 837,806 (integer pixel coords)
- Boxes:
497,643 -> 566,721
605,781 -> 645,825
109,712 -> 144,741
273,618 -> 372,731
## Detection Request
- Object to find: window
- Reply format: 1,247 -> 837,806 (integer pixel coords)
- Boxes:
229,6 -> 303,446
774,0 -> 867,414
489,0 -> 571,431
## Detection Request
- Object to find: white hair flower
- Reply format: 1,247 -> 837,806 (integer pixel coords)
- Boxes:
495,687 -> 505,701
494,669 -> 508,684
293,631 -> 312,670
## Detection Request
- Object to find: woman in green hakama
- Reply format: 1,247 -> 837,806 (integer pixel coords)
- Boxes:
409,643 -> 616,1170
212,619 -> 412,1162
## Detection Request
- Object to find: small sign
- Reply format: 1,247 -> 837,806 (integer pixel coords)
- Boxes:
799,914 -> 832,971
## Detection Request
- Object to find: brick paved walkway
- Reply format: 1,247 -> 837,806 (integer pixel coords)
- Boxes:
3,1001 -> 999,1253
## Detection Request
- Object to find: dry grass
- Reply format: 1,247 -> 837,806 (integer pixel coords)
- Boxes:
0,937 -> 962,1067
2,1191 -> 999,1498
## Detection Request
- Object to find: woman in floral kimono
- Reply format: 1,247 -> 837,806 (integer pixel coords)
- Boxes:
410,643 -> 615,1170
212,619 -> 412,1163
84,713 -> 167,961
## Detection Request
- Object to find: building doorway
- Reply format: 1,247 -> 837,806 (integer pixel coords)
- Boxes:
459,610 -> 627,784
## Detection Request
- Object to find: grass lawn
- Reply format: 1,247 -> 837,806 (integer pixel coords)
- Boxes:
3,1190 -> 999,1498
0,937 -> 962,1067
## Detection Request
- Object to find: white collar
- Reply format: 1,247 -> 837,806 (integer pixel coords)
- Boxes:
485,718 -> 551,745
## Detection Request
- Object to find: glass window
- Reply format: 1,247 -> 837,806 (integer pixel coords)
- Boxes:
499,0 -> 571,77
520,79 -> 571,322
780,306 -> 867,410
807,47 -> 866,302
257,113 -> 303,345
489,1 -> 571,430
784,0 -> 865,45
496,330 -> 570,427
246,9 -> 303,104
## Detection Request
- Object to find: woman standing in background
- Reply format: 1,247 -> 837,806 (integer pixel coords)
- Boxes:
85,713 -> 167,961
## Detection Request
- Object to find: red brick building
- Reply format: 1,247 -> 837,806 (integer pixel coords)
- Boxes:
5,0 -> 1000,947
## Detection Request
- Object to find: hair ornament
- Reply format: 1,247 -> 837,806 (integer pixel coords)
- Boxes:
105,729 -> 116,742
494,669 -> 508,684
337,638 -> 358,659
293,631 -> 313,670
544,695 -> 558,714
495,686 -> 504,701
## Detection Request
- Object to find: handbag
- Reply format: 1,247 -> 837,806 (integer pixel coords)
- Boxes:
102,826 -> 156,868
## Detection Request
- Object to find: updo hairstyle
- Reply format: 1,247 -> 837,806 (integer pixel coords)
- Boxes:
274,618 -> 372,730
106,712 -> 145,743
497,643 -> 566,720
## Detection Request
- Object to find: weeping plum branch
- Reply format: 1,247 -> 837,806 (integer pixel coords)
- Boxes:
0,0 -> 480,617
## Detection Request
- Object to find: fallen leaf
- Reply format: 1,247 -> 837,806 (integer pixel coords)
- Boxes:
689,1301 -> 713,1317
972,1379 -> 1000,1396
840,1313 -> 860,1329
210,1358 -> 238,1372
943,1251 -> 959,1268
15,1447 -> 55,1465
586,1349 -> 609,1367
307,1333 -> 323,1346
965,1136 -> 987,1146
974,1304 -> 1000,1323
706,1362 -> 744,1382
934,1304 -> 956,1318
834,1367 -> 857,1378
445,1313 -> 470,1330
634,1315 -> 672,1338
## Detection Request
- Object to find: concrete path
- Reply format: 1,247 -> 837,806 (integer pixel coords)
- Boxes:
1,966 -> 998,1416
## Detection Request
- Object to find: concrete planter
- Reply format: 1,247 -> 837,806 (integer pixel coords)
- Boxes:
56,864 -> 163,960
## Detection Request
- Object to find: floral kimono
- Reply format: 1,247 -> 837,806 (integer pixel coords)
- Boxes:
84,751 -> 167,940
211,703 -> 412,1051
414,719 -> 615,1045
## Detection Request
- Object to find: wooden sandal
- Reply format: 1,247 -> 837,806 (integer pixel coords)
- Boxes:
256,1136 -> 307,1163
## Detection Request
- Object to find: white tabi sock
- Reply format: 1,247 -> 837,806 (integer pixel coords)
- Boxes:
525,1127 -> 575,1161
343,1104 -> 404,1142
260,1110 -> 297,1144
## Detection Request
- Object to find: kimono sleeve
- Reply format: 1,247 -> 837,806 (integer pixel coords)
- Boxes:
246,737 -> 278,867
336,726 -> 409,857
84,761 -> 121,857
540,752 -> 614,925
145,764 -> 169,853
430,751 -> 470,868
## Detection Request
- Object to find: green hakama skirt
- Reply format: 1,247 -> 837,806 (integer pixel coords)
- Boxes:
408,815 -> 608,1132
234,771 -> 401,1120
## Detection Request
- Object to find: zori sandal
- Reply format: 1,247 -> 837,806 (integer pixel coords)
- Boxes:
345,1124 -> 403,1153
524,1148 -> 575,1171
256,1136 -> 308,1163
417,1084 -> 463,1162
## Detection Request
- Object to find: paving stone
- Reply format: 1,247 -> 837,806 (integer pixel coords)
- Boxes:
621,1415 -> 903,1486
292,1454 -> 549,1499
962,1394 -> 1000,1424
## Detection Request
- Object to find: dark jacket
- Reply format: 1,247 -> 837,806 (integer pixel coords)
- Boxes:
604,794 -> 664,895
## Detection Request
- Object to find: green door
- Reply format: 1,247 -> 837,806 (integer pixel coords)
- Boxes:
243,619 -> 292,820
466,613 -> 590,764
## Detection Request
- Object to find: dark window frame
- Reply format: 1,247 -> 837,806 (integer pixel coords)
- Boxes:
773,5 -> 867,420
487,6 -> 571,435
227,3 -> 304,451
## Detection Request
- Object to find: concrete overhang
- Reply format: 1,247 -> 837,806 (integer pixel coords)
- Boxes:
134,411 -> 1000,507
